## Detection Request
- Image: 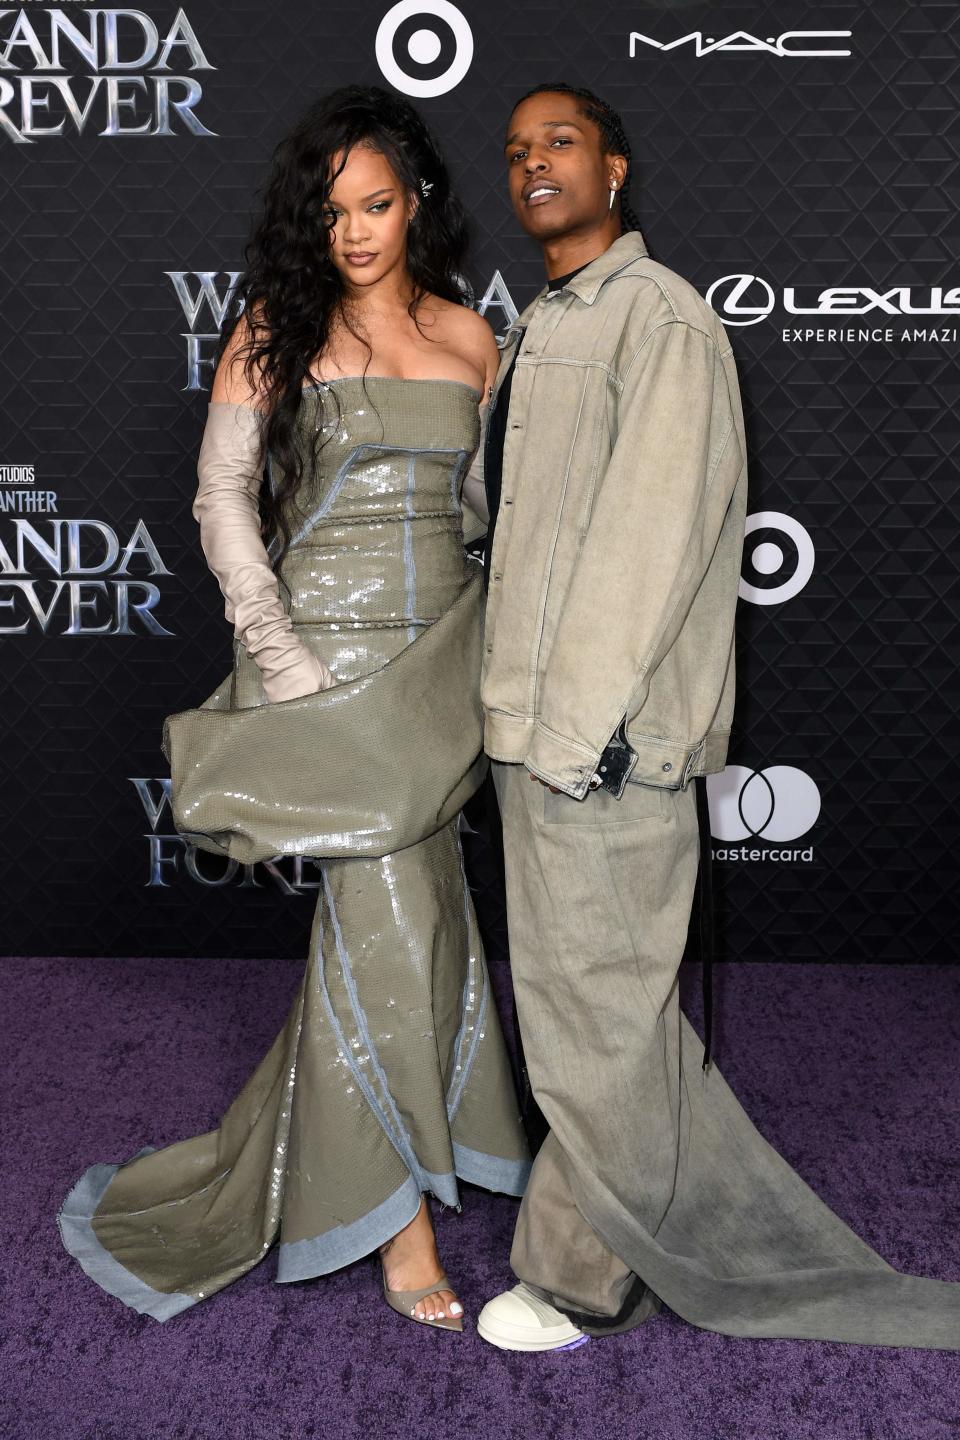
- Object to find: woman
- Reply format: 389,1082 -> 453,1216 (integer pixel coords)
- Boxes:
58,85 -> 530,1331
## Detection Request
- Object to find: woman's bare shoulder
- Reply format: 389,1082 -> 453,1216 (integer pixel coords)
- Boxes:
420,294 -> 499,386
421,291 -> 493,335
211,307 -> 271,409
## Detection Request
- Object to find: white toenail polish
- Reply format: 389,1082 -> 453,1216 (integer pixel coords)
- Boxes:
450,1302 -> 462,1314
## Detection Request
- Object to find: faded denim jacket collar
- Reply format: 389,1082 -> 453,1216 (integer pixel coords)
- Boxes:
499,229 -> 653,362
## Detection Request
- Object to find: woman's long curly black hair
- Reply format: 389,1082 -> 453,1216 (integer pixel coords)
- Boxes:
217,85 -> 469,556
509,82 -> 644,236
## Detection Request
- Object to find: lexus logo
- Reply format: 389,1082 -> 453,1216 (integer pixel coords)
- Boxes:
739,511 -> 815,605
706,274 -> 776,326
375,1 -> 473,97
707,766 -> 821,843
706,274 -> 960,326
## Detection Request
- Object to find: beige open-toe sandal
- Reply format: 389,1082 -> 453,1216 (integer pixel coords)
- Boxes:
381,1267 -> 464,1333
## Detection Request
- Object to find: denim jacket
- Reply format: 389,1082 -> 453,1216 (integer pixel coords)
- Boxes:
480,229 -> 749,800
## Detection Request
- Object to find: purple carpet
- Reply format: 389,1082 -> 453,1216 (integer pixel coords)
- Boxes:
2,956 -> 957,1440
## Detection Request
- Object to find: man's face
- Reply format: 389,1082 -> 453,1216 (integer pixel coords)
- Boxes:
503,91 -> 614,242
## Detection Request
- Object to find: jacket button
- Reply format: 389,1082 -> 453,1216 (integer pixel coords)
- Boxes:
662,762 -> 673,772
493,573 -> 502,582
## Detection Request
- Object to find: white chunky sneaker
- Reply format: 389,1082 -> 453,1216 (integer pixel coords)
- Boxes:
476,1283 -> 588,1352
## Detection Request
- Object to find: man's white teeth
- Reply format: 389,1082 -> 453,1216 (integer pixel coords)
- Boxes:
529,187 -> 559,200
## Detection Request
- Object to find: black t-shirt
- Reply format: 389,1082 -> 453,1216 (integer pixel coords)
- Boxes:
482,263 -> 590,588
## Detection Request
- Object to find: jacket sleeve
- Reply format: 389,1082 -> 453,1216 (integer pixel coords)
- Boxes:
193,401 -> 334,703
526,320 -> 743,797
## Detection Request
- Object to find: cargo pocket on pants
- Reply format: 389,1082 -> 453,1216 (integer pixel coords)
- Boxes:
541,780 -> 668,827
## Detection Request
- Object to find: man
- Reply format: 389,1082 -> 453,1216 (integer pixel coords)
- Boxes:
472,84 -> 960,1352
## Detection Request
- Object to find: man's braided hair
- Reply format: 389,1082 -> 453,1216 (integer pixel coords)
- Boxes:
509,82 -> 643,235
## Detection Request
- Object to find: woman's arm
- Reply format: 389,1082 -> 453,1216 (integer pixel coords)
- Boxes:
460,399 -> 490,538
459,314 -> 501,537
193,320 -> 334,703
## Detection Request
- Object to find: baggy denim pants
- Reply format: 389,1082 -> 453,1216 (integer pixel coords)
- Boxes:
493,760 -> 960,1349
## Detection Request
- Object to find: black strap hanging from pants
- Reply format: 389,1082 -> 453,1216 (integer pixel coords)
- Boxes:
693,773 -> 715,1070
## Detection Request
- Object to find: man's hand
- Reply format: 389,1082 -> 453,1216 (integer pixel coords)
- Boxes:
529,770 -> 605,796
527,770 -> 562,794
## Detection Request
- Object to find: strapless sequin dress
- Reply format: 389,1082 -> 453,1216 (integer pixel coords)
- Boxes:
58,377 -> 531,1320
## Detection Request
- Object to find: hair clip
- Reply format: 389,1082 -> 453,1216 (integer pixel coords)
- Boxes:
419,177 -> 434,197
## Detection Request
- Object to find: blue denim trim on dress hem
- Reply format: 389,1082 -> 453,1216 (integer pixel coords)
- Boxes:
277,1173 -> 424,1282
453,1142 -> 531,1196
57,1152 -> 196,1323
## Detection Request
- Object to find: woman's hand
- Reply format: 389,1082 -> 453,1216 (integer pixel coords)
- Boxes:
262,648 -> 334,704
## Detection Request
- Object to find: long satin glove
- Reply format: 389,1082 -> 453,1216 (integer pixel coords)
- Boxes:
460,399 -> 490,541
193,401 -> 334,703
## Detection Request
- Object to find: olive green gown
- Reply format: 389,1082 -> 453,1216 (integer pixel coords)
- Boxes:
58,377 -> 531,1320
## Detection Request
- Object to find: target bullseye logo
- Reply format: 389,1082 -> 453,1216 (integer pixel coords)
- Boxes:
375,1 -> 474,96
707,765 -> 821,843
739,510 -> 815,605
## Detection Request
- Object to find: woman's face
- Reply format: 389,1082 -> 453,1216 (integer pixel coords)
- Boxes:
323,143 -> 417,289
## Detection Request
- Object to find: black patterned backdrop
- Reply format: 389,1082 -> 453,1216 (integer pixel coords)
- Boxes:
1,0 -> 958,962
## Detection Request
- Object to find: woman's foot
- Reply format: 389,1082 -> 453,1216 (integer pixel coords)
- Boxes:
378,1196 -> 463,1324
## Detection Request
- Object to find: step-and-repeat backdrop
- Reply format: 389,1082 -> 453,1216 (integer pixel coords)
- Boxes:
2,1 -> 957,961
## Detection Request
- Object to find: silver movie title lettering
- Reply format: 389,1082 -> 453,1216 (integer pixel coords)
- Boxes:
0,517 -> 174,634
0,8 -> 216,141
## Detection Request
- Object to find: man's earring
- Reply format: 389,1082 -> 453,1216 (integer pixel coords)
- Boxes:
608,185 -> 618,212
